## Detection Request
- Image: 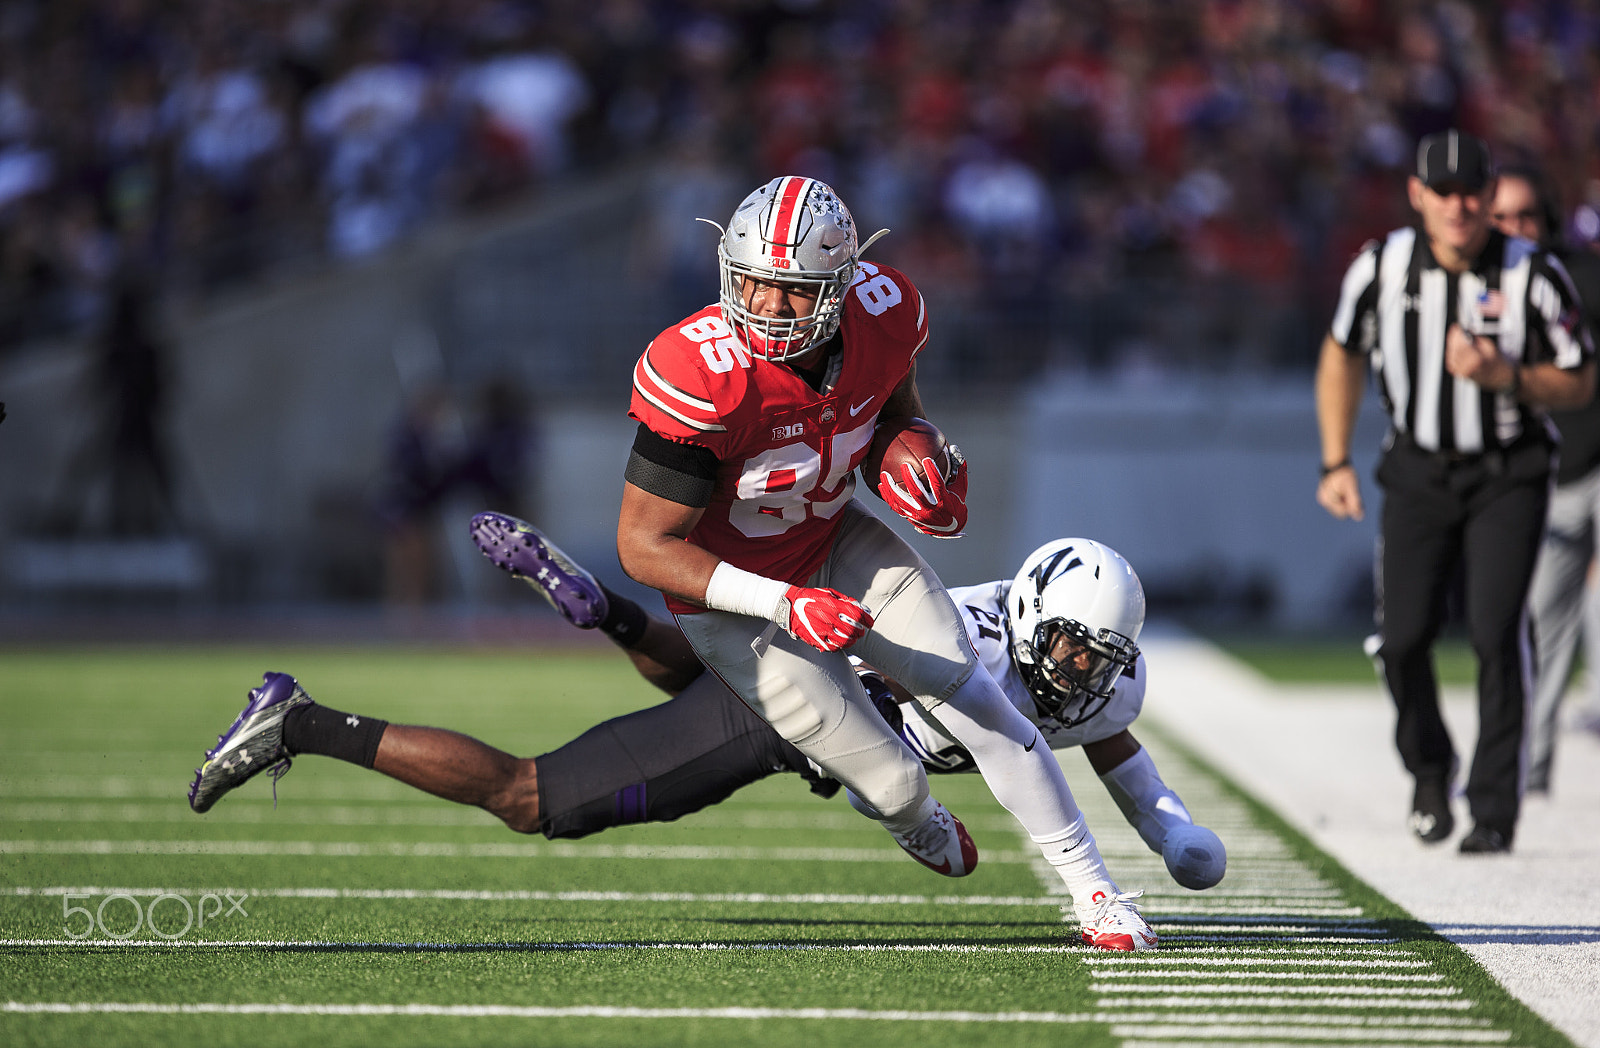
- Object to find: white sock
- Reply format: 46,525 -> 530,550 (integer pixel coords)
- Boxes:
1032,815 -> 1119,922
928,670 -> 1120,914
879,793 -> 939,836
927,669 -> 1088,836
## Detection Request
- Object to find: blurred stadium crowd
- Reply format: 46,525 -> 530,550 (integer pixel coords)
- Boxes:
3,0 -> 1599,373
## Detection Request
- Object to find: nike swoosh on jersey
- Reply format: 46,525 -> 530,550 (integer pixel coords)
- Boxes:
848,398 -> 874,416
1024,732 -> 1039,752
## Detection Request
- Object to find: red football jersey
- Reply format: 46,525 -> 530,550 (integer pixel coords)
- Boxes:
631,262 -> 929,613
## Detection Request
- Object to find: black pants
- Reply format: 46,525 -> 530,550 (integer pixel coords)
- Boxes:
1374,435 -> 1550,832
533,673 -> 837,839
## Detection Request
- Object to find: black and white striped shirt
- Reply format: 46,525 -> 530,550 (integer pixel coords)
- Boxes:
1330,227 -> 1592,453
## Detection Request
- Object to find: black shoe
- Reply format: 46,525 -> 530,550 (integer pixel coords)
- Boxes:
1408,776 -> 1454,843
1458,824 -> 1513,854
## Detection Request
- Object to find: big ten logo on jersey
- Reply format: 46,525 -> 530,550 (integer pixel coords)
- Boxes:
732,416 -> 878,539
851,261 -> 902,316
680,316 -> 752,375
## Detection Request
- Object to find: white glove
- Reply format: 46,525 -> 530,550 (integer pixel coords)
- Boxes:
1161,823 -> 1227,890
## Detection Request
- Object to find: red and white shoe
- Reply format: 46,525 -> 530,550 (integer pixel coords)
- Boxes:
1080,889 -> 1158,951
890,800 -> 979,877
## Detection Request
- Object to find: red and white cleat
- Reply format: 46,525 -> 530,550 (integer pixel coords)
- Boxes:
1080,890 -> 1158,952
889,799 -> 979,877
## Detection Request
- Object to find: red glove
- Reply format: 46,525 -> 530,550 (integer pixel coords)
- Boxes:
783,586 -> 874,652
878,445 -> 968,538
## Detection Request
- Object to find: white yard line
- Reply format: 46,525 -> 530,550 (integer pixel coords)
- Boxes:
1110,1025 -> 1509,1044
1091,984 -> 1462,996
1096,996 -> 1475,1010
1086,959 -> 1437,970
4,885 -> 1060,907
0,939 -> 1086,953
3,1001 -> 1105,1023
1090,971 -> 1446,982
1121,1043 -> 1498,1048
0,839 -> 1040,863
0,1002 -> 1503,1031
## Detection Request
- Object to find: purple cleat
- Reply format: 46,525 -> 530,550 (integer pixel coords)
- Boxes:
188,672 -> 313,813
470,512 -> 609,629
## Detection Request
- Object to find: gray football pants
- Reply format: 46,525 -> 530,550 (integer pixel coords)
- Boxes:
676,500 -> 977,824
1526,466 -> 1600,789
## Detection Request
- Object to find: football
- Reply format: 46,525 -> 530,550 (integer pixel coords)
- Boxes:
860,417 -> 951,490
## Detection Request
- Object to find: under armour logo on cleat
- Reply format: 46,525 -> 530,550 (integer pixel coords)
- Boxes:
346,715 -> 360,727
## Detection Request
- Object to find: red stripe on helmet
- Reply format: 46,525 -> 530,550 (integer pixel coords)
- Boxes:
765,177 -> 810,260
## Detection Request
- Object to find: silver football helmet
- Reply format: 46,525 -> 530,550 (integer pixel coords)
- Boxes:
1007,538 -> 1145,728
706,175 -> 886,362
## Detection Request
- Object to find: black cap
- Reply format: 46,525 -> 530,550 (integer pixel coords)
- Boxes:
1415,130 -> 1493,193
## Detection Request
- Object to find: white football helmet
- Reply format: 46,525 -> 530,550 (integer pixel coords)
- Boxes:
1006,538 -> 1145,727
707,175 -> 885,362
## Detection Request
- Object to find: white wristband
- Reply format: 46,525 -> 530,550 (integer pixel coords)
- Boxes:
704,562 -> 790,623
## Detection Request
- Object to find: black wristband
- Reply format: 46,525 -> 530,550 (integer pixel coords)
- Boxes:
1505,363 -> 1521,396
1320,459 -> 1352,479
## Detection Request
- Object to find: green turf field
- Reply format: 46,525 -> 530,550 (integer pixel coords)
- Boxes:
1208,634 -> 1479,686
0,646 -> 1576,1047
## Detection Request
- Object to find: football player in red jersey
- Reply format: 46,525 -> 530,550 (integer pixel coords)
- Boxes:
615,176 -> 1150,934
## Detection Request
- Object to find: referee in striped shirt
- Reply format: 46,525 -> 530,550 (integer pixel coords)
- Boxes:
1315,130 -> 1595,855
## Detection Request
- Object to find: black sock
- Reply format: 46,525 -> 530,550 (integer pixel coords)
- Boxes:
597,584 -> 648,649
282,704 -> 389,768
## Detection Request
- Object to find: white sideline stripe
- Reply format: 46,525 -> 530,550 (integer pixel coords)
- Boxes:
0,939 -> 1087,954
0,839 -> 1036,863
1096,996 -> 1474,1011
2,1001 -> 1105,1023
6,886 -> 1061,908
1092,983 -> 1460,996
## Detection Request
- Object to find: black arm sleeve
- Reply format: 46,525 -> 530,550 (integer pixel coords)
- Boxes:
624,424 -> 719,507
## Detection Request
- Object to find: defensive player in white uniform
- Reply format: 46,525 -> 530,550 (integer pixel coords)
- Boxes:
863,538 -> 1225,892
